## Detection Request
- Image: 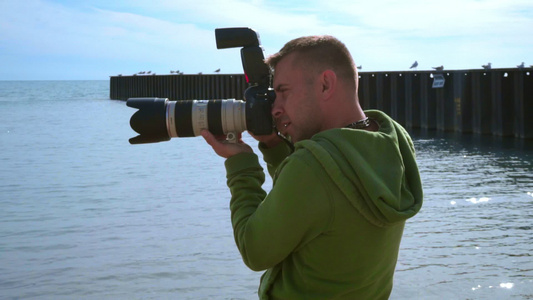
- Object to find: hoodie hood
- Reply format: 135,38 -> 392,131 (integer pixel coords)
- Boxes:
294,110 -> 423,227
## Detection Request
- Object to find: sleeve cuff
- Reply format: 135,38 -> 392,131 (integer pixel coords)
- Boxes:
224,152 -> 262,177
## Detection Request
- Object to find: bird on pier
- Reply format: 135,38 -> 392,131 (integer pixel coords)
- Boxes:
482,62 -> 491,70
214,68 -> 221,73
410,61 -> 418,69
517,62 -> 525,69
147,71 -> 152,74
432,65 -> 444,72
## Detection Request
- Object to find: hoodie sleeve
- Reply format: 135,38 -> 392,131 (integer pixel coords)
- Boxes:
258,141 -> 292,179
225,150 -> 332,271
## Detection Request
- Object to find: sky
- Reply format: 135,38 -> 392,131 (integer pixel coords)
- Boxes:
1,0 -> 532,80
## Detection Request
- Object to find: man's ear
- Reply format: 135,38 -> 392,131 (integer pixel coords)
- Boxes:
319,70 -> 337,100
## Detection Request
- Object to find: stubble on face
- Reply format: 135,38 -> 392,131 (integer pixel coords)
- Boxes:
273,56 -> 323,143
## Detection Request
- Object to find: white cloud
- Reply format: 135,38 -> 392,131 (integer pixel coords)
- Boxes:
0,0 -> 532,79
1,1 -> 210,58
0,0 -> 229,76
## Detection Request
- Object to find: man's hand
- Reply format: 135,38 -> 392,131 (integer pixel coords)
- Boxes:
201,130 -> 253,158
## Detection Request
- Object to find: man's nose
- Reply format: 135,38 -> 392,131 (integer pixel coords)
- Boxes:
271,98 -> 283,118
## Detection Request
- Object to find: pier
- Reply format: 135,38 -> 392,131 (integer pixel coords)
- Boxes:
110,68 -> 532,139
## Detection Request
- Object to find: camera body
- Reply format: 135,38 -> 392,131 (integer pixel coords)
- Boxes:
127,27 -> 275,144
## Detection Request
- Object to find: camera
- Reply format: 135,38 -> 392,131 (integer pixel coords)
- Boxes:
127,27 -> 276,144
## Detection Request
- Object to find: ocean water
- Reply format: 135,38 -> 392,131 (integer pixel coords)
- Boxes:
0,80 -> 531,299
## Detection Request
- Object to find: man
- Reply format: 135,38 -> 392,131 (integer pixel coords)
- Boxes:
202,35 -> 423,299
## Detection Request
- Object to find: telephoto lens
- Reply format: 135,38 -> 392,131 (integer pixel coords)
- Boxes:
127,98 -> 247,144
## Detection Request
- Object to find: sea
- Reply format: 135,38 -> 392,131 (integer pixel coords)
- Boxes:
0,80 -> 531,300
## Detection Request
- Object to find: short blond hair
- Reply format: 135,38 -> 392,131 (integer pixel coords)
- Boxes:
265,35 -> 357,90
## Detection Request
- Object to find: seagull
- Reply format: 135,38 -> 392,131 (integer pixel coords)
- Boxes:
482,62 -> 491,70
170,70 -> 175,74
432,65 -> 444,72
357,65 -> 362,70
147,71 -> 151,74
517,62 -> 525,69
214,68 -> 221,73
410,61 -> 418,69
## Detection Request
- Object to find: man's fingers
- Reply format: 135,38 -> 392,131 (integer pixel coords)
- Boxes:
201,130 -> 219,146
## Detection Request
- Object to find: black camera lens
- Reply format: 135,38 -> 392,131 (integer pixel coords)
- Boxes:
127,98 -> 248,144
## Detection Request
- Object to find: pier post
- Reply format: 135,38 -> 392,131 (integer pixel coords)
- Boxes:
420,73 -> 437,130
391,73 -> 406,126
514,71 -> 533,139
380,73 -> 391,116
492,71 -> 514,136
435,73 -> 455,132
471,72 -> 492,135
453,72 -> 473,133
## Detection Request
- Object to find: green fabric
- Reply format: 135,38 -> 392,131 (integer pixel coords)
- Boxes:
224,110 -> 423,299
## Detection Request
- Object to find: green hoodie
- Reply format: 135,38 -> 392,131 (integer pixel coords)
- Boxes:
224,110 -> 423,299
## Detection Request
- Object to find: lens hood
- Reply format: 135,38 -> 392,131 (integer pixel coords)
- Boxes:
127,98 -> 171,144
